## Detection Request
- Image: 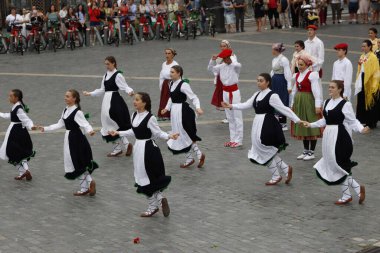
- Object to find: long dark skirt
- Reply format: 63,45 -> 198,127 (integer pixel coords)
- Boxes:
136,140 -> 171,197
65,129 -> 99,180
158,80 -> 171,119
182,102 -> 202,142
356,73 -> 379,128
211,75 -> 224,108
6,124 -> 35,165
272,74 -> 289,123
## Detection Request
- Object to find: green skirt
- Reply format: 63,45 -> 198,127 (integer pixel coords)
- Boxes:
291,92 -> 322,140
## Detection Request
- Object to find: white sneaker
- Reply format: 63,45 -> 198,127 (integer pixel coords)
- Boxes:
221,119 -> 229,124
282,25 -> 285,29
297,151 -> 308,160
303,152 -> 315,161
288,25 -> 292,28
281,124 -> 288,131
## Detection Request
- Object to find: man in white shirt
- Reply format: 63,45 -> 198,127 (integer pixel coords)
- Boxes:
332,43 -> 353,100
208,49 -> 243,148
304,25 -> 324,79
5,8 -> 24,32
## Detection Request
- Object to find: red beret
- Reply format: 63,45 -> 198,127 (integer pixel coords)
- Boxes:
218,49 -> 233,59
334,43 -> 348,50
306,25 -> 318,30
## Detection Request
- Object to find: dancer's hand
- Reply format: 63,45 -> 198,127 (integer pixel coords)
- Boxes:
211,55 -> 218,61
39,126 -> 45,132
89,130 -> 96,136
108,130 -> 119,136
169,133 -> 180,140
128,91 -> 134,96
221,101 -> 232,109
362,126 -> 370,134
196,108 -> 204,115
161,109 -> 168,115
302,121 -> 311,128
315,107 -> 321,114
31,126 -> 38,131
83,91 -> 91,96
288,89 -> 292,94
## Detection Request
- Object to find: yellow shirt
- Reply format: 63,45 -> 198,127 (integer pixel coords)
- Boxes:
371,38 -> 379,52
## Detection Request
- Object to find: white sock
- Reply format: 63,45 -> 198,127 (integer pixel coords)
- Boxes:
348,175 -> 361,197
154,191 -> 163,206
147,195 -> 158,211
121,136 -> 130,150
17,164 -> 26,176
273,155 -> 289,176
78,174 -> 89,192
184,151 -> 194,165
267,159 -> 281,181
340,178 -> 352,201
112,142 -> 122,154
85,172 -> 93,185
192,143 -> 202,160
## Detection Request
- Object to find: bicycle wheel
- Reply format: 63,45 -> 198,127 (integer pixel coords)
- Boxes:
77,32 -> 84,47
35,38 -> 41,54
166,26 -> 171,42
70,37 -> 75,50
192,23 -> 197,39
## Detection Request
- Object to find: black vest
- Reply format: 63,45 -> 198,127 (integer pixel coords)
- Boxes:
323,99 -> 346,125
63,108 -> 80,131
10,105 -> 23,123
169,81 -> 187,103
253,91 -> 275,115
104,71 -> 122,92
132,112 -> 153,140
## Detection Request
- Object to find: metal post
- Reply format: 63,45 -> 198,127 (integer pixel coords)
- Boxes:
103,26 -> 109,45
47,31 -> 53,50
9,35 -> 14,52
213,0 -> 226,33
85,28 -> 90,47
139,23 -> 143,41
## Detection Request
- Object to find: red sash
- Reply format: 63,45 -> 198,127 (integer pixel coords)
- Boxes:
222,84 -> 239,104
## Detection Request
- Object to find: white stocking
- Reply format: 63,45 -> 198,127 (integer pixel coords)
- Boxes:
121,136 -> 130,150
273,155 -> 289,176
348,175 -> 361,197
267,159 -> 281,181
147,195 -> 158,211
184,151 -> 194,165
78,173 -> 90,192
112,142 -> 122,154
339,178 -> 352,201
17,163 -> 26,176
154,191 -> 163,206
192,143 -> 202,160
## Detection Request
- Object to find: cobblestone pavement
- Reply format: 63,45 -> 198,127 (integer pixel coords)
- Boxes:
0,22 -> 379,253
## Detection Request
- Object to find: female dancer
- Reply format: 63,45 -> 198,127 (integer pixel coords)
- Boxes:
83,56 -> 134,157
161,65 -> 206,168
222,73 -> 301,185
354,40 -> 380,129
303,80 -> 369,205
109,92 -> 178,217
270,43 -> 292,130
158,48 -> 179,121
0,89 -> 36,180
210,40 -> 237,124
290,55 -> 323,161
40,90 -> 98,196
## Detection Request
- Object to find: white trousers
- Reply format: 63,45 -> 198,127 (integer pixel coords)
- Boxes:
223,90 -> 243,144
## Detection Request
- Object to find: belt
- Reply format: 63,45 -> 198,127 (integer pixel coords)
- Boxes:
222,84 -> 239,104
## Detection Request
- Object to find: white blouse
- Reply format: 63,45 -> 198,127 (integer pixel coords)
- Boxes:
290,70 -> 323,108
43,105 -> 93,133
0,102 -> 34,130
232,88 -> 301,123
90,69 -> 134,96
331,57 -> 353,100
310,97 -> 364,133
207,59 -> 241,86
118,111 -> 169,140
165,79 -> 201,110
159,60 -> 178,90
270,54 -> 293,90
304,36 -> 325,72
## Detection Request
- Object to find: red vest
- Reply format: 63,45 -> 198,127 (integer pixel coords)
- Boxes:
295,71 -> 312,92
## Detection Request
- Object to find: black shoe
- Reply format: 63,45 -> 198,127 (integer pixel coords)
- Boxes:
236,30 -> 240,33
270,26 -> 274,29
241,29 -> 246,32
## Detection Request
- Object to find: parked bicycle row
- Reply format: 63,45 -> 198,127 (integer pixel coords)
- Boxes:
0,8 -> 217,55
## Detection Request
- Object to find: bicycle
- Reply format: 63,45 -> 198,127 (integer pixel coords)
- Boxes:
65,18 -> 84,50
172,10 -> 188,40
106,16 -> 120,46
137,13 -> 154,41
187,9 -> 201,39
120,15 -> 136,45
155,11 -> 172,41
205,8 -> 216,37
47,20 -> 65,52
9,23 -> 27,55
26,19 -> 46,54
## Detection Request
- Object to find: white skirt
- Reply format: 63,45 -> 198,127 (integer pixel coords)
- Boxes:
133,139 -> 150,186
0,122 -> 16,160
248,114 -> 278,164
63,130 -> 75,174
313,125 -> 349,182
167,103 -> 193,152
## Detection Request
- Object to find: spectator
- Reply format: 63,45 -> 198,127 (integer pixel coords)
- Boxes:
331,0 -> 342,24
46,4 -> 60,28
222,0 -> 235,33
104,1 -> 112,17
168,0 -> 179,22
157,0 -> 168,13
267,0 -> 281,29
280,0 -> 292,28
76,4 -> 87,33
358,0 -> 370,23
317,0 -> 328,26
234,0 -> 245,32
290,0 -> 301,27
99,1 -> 107,25
60,4 -> 68,34
370,0 -> 380,24
88,1 -> 101,46
368,27 -> 378,52
253,0 -> 265,31
128,0 -> 138,26
111,2 -> 119,16
348,0 -> 359,23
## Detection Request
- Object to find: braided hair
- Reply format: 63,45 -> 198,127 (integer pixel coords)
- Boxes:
11,89 -> 29,113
